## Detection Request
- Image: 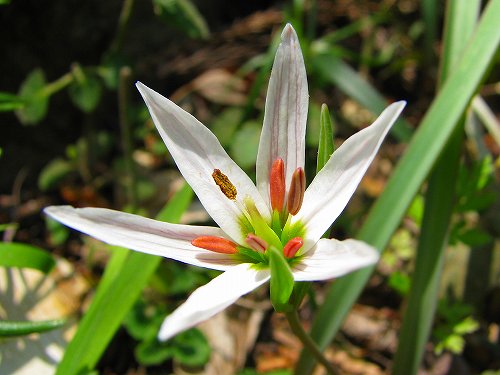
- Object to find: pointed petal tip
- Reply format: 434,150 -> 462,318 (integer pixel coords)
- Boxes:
391,100 -> 407,111
281,23 -> 298,44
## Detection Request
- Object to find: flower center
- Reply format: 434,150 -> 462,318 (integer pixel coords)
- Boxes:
191,165 -> 306,265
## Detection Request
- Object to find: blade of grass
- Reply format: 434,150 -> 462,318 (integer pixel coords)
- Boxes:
421,0 -> 438,66
56,183 -> 193,375
295,1 -> 500,372
393,1 -> 480,373
312,52 -> 414,141
0,318 -> 66,337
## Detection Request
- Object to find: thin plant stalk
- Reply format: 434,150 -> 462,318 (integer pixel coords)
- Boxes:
118,66 -> 138,209
285,310 -> 338,375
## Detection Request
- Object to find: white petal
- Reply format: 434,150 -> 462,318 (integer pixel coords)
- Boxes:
44,206 -> 240,271
136,83 -> 270,244
292,238 -> 379,281
158,263 -> 270,341
295,101 -> 406,247
256,24 -> 309,206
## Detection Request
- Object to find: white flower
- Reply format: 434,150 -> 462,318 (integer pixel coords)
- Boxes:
45,24 -> 405,341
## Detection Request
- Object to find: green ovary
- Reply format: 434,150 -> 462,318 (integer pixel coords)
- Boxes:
236,198 -> 306,266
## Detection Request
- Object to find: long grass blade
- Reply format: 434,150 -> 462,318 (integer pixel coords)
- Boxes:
393,1 -> 481,373
56,184 -> 193,375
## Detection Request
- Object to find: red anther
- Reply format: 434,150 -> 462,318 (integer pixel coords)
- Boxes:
191,236 -> 238,254
283,237 -> 304,258
270,158 -> 285,212
246,233 -> 268,253
287,167 -> 305,215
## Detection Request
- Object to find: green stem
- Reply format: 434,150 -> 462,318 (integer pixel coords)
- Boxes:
110,0 -> 135,54
285,310 -> 338,375
118,66 -> 138,209
41,73 -> 73,97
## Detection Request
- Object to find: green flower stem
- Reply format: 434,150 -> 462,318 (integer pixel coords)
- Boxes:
285,310 -> 338,375
109,0 -> 135,54
41,72 -> 73,97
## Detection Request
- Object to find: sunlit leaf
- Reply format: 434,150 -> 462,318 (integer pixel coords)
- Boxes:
38,158 -> 74,192
0,242 -> 55,274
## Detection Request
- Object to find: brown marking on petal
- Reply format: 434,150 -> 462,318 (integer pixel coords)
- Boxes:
287,167 -> 305,215
270,158 -> 285,212
212,169 -> 237,200
283,237 -> 304,258
192,236 -> 238,254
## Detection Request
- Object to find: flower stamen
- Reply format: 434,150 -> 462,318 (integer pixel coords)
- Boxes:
287,167 -> 305,215
212,169 -> 237,200
191,236 -> 238,254
283,237 -> 304,258
270,158 -> 285,212
246,233 -> 268,253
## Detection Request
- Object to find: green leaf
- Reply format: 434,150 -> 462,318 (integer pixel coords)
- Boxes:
0,319 -> 66,337
388,271 -> 411,296
454,316 -> 479,335
230,121 -> 261,169
457,227 -> 492,246
316,104 -> 335,174
0,91 -> 24,111
210,107 -> 242,147
38,158 -> 74,191
312,52 -> 413,142
393,1 -> 481,372
149,262 -> 208,296
123,299 -> 163,341
172,328 -> 211,367
56,183 -> 193,375
135,337 -> 175,366
0,242 -> 55,273
268,246 -> 294,312
296,1 -> 500,372
16,69 -> 49,125
68,73 -> 102,113
153,0 -> 209,39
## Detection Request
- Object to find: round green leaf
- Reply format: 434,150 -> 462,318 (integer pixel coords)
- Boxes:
16,69 -> 49,125
135,337 -> 175,366
68,73 -> 102,113
172,329 -> 211,367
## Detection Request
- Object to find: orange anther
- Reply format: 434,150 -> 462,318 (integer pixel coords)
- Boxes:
191,236 -> 238,254
287,167 -> 305,215
270,158 -> 285,212
283,237 -> 304,258
246,233 -> 268,253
